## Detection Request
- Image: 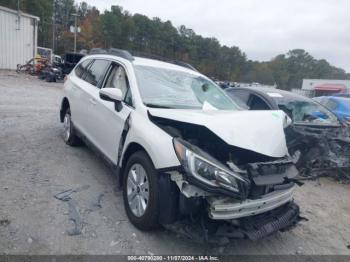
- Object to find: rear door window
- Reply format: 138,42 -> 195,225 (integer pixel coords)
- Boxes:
248,94 -> 270,110
84,59 -> 111,87
227,90 -> 250,109
233,90 -> 250,104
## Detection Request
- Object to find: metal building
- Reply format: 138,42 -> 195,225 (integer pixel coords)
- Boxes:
0,5 -> 39,70
302,79 -> 350,97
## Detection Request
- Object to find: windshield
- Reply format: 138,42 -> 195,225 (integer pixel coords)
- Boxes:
134,65 -> 239,110
275,97 -> 339,126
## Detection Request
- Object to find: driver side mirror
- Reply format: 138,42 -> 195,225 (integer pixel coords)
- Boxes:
99,88 -> 123,111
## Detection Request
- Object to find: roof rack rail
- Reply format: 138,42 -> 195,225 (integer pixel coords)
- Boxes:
171,61 -> 198,71
88,48 -> 197,71
88,48 -> 134,61
131,51 -> 198,72
108,48 -> 134,61
89,48 -> 107,55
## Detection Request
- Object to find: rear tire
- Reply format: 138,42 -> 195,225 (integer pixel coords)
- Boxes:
123,151 -> 160,231
63,108 -> 82,146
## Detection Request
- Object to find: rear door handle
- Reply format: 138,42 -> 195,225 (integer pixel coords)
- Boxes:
89,98 -> 97,105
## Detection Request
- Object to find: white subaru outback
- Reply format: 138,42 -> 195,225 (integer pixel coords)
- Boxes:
60,49 -> 301,241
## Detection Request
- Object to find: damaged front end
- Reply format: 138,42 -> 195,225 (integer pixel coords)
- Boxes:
151,113 -> 303,243
286,125 -> 350,182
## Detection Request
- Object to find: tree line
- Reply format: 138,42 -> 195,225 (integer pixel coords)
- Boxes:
1,0 -> 349,89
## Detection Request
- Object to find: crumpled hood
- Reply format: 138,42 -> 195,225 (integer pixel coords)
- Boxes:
149,109 -> 289,158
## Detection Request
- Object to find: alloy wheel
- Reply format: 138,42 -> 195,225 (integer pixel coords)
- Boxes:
126,163 -> 150,217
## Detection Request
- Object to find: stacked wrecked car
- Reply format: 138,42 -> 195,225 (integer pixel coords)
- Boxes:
226,86 -> 350,183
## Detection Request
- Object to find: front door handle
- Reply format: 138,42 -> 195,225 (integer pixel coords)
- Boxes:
89,98 -> 97,105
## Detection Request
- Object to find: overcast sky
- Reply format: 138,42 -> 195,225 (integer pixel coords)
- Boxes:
81,0 -> 350,72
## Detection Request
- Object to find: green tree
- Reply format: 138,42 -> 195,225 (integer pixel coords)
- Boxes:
1,1 -> 349,82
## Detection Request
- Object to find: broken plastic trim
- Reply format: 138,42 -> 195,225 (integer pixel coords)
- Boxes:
117,114 -> 131,185
247,156 -> 299,186
208,186 -> 295,220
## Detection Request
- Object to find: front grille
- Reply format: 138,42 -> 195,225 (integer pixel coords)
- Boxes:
240,202 -> 300,241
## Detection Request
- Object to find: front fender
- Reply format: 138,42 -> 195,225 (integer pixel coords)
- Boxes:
120,111 -> 180,170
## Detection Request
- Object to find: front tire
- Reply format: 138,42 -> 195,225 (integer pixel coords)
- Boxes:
123,151 -> 160,231
63,108 -> 82,146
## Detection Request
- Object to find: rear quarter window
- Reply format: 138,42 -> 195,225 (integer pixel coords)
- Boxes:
226,90 -> 250,109
75,59 -> 91,78
230,90 -> 250,104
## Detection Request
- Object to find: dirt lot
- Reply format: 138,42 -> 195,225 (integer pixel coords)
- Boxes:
0,70 -> 350,255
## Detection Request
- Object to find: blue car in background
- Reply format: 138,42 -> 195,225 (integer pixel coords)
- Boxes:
313,96 -> 350,125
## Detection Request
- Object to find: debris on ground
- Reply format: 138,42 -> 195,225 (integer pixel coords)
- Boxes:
110,240 -> 120,247
54,185 -> 90,201
54,185 -> 90,236
66,199 -> 83,236
54,189 -> 75,201
87,193 -> 104,212
296,246 -> 303,255
164,221 -> 229,246
0,219 -> 11,227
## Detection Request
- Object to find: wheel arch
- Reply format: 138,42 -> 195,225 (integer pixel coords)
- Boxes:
119,142 -> 153,186
120,142 -> 180,225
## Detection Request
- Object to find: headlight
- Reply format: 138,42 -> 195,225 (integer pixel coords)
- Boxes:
173,138 -> 246,193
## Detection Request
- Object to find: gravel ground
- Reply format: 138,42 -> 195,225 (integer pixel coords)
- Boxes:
0,70 -> 350,255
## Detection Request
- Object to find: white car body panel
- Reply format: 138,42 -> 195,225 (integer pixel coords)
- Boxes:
84,83 -> 132,163
148,109 -> 288,158
121,111 -> 181,169
66,75 -> 90,134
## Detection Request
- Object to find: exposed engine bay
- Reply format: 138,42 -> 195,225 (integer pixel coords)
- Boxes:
150,114 -> 303,243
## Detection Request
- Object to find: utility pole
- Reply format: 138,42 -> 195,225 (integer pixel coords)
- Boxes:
72,13 -> 78,53
52,0 -> 55,52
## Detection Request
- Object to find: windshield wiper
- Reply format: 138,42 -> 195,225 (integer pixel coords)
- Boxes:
144,103 -> 173,109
